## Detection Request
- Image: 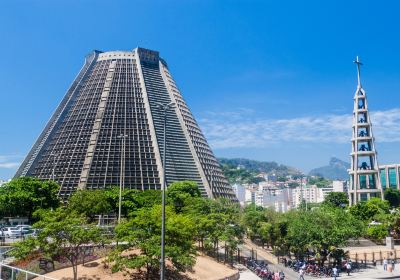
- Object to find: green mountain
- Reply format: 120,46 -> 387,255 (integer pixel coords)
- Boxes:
218,158 -> 301,184
308,157 -> 350,180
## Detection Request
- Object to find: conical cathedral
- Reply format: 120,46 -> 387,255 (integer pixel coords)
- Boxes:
348,56 -> 383,205
16,48 -> 236,201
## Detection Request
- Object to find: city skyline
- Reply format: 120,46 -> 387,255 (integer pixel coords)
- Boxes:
2,1 -> 400,179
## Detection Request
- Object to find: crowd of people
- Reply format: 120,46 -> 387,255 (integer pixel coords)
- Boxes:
283,258 -> 354,279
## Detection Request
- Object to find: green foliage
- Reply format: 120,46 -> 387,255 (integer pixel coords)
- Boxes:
241,206 -> 265,240
350,198 -> 390,222
284,208 -> 363,262
104,183 -> 244,277
103,187 -> 161,217
385,189 -> 400,208
13,208 -> 104,280
218,158 -> 299,176
322,192 -> 349,208
0,177 -> 60,219
67,189 -> 112,219
308,176 -> 332,188
277,176 -> 287,182
242,203 -> 364,263
10,237 -> 37,260
220,164 -> 261,184
366,224 -> 388,242
288,182 -> 299,188
112,205 -> 196,277
218,157 -> 303,184
167,181 -> 200,212
298,201 -> 321,210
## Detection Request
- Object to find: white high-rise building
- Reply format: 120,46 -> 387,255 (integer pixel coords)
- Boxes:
232,183 -> 246,205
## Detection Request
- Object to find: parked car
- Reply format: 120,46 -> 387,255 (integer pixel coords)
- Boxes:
1,227 -> 22,238
15,225 -> 32,234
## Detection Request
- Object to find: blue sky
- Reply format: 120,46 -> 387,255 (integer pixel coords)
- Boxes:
1,0 -> 400,179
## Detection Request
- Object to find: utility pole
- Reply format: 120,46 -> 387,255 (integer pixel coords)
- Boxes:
156,101 -> 175,280
117,134 -> 128,224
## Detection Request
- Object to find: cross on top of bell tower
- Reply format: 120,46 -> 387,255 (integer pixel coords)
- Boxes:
354,56 -> 363,88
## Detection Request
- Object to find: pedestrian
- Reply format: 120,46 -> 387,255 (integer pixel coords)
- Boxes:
392,259 -> 395,271
383,258 -> 388,271
346,262 -> 351,276
279,271 -> 285,280
274,271 -> 280,280
332,266 -> 338,280
299,268 -> 305,280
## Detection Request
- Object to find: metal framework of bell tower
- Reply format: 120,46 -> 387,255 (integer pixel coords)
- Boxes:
348,56 -> 383,205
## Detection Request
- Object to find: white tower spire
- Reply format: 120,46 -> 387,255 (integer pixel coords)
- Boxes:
348,57 -> 383,205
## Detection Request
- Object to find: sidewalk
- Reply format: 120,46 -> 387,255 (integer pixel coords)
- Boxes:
239,269 -> 261,280
242,240 -> 298,280
317,264 -> 400,280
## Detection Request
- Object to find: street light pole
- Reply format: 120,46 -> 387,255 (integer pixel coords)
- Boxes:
117,134 -> 128,224
156,101 -> 175,280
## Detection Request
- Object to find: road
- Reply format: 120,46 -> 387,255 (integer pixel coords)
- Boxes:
241,240 -> 400,280
238,243 -> 300,280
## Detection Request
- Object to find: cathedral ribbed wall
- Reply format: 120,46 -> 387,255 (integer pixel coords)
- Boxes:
15,47 -> 237,201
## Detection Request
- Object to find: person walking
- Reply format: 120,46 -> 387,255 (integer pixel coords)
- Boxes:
383,258 -> 388,271
299,268 -> 305,280
332,266 -> 338,280
391,259 -> 395,271
346,262 -> 352,276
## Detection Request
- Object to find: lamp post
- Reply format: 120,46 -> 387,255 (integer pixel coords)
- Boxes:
156,101 -> 175,280
117,134 -> 128,224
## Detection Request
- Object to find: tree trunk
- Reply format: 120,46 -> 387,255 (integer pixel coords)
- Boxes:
72,262 -> 78,280
216,240 -> 219,261
146,263 -> 150,280
224,241 -> 227,263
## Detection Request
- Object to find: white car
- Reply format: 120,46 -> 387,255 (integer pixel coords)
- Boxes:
15,225 -> 32,234
2,227 -> 22,238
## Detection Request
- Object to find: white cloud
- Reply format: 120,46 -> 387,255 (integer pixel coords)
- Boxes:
199,108 -> 400,149
0,155 -> 21,169
0,162 -> 20,169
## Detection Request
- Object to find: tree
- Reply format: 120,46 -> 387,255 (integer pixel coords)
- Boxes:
284,208 -> 364,263
12,208 -> 104,280
323,192 -> 349,208
167,181 -> 200,212
366,224 -> 388,243
241,206 -> 264,240
104,187 -> 161,217
277,176 -> 287,182
308,176 -> 332,188
67,189 -> 112,220
111,205 -> 196,279
288,182 -> 299,188
0,177 -> 60,219
385,189 -> 400,208
350,198 -> 390,222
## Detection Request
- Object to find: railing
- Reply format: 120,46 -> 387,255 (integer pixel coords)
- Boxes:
0,248 -> 13,261
0,262 -> 58,280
